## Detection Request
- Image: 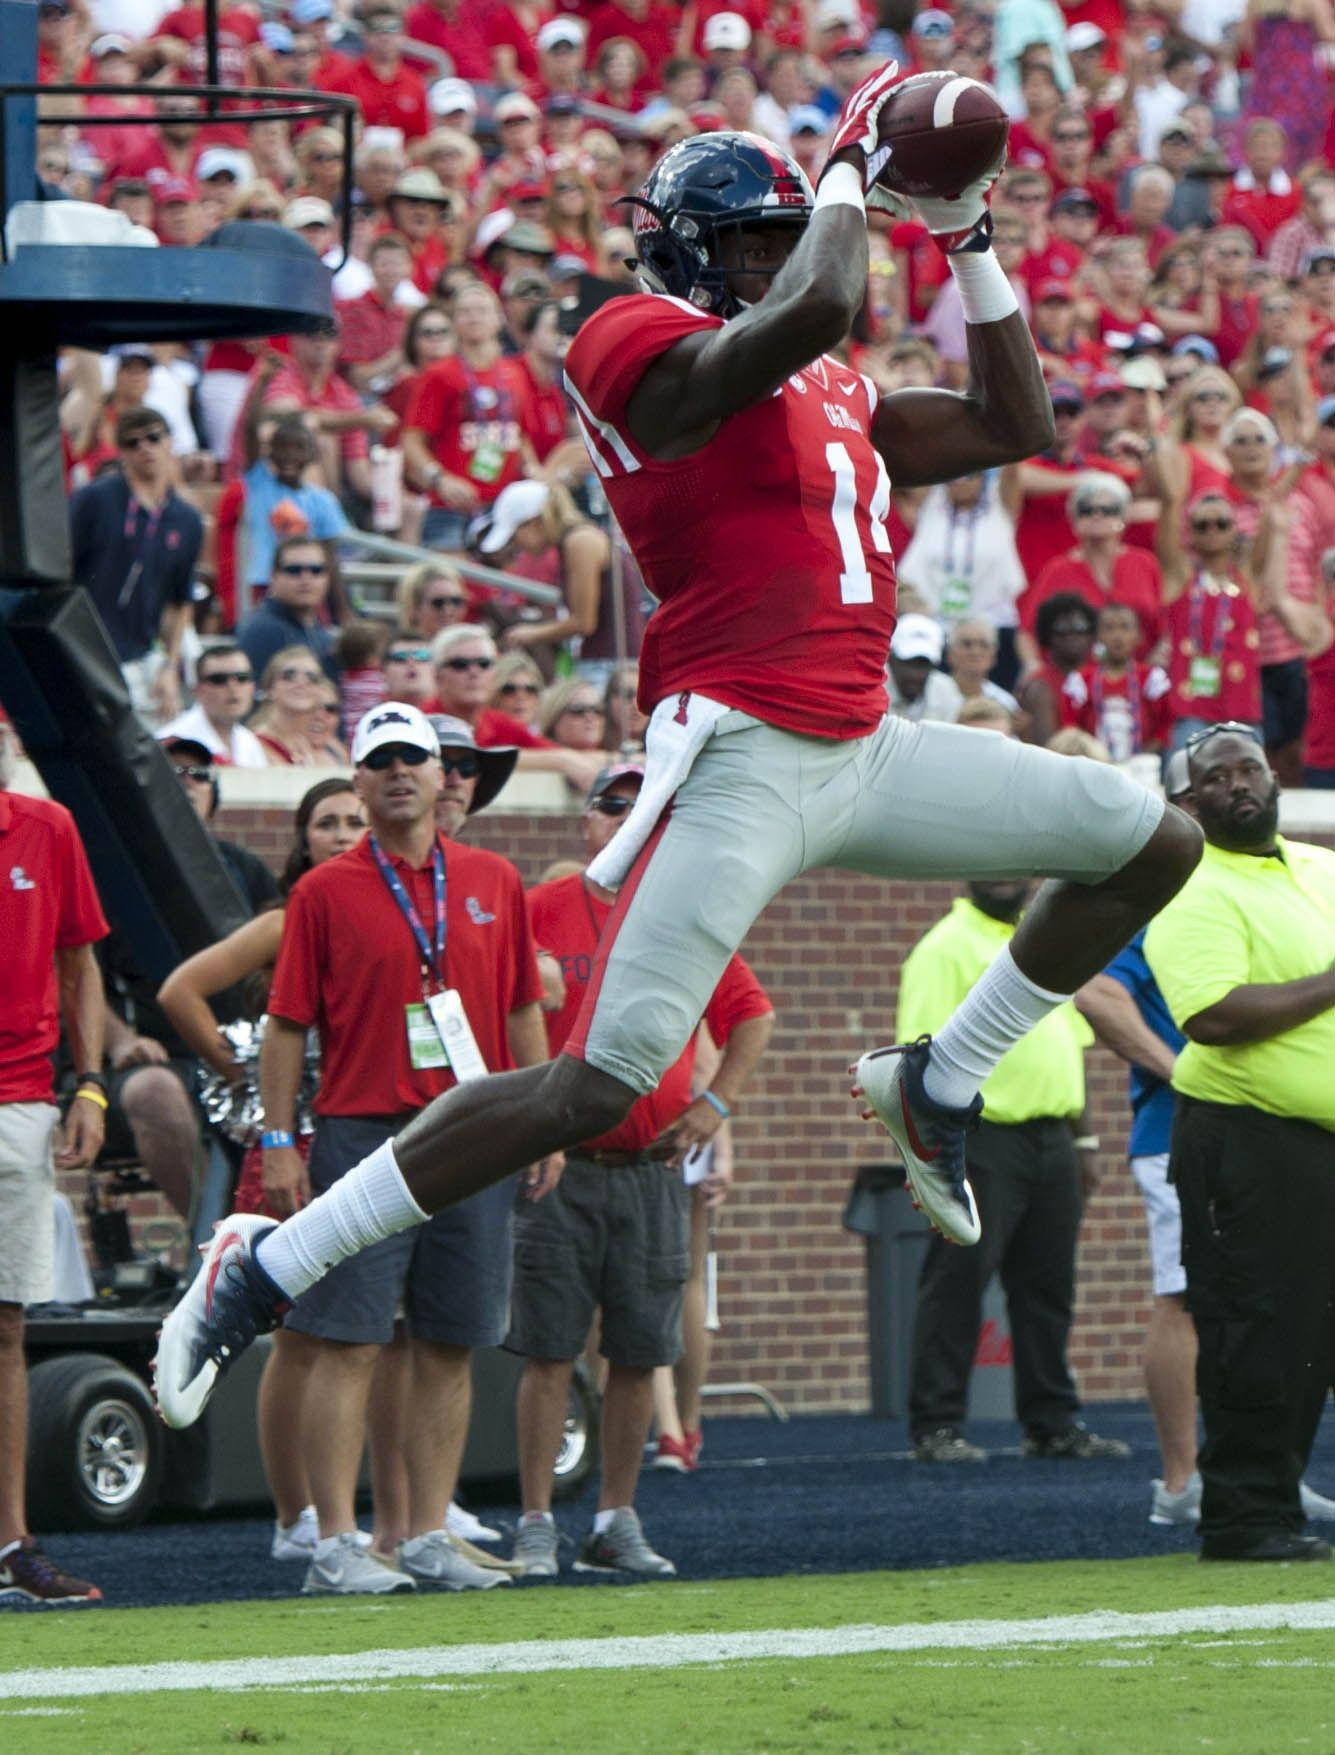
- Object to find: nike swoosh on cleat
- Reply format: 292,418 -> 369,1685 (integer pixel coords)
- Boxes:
204,1230 -> 242,1315
898,1085 -> 941,1163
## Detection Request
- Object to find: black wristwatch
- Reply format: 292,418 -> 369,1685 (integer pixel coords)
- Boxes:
76,1070 -> 108,1093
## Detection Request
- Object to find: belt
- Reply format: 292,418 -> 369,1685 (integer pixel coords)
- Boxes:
572,1147 -> 678,1168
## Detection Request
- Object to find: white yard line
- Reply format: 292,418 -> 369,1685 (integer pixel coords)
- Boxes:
4,1600 -> 1335,1700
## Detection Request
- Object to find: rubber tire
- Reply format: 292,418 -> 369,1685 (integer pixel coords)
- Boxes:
26,1352 -> 163,1530
550,1362 -> 599,1502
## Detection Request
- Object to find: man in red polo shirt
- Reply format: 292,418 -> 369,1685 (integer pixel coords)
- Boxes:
509,764 -> 773,1579
327,9 -> 430,142
0,727 -> 108,1608
257,701 -> 547,1596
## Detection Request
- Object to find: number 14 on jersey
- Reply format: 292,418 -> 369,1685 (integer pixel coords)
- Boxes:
825,442 -> 893,605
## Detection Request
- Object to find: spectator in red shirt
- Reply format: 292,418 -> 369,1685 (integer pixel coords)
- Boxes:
386,167 -> 460,296
102,90 -> 204,189
1160,363 -> 1242,510
426,625 -> 605,789
294,127 -> 346,210
586,0 -> 678,72
1016,593 -> 1098,746
1201,225 -> 1262,368
330,10 -> 430,142
1092,238 -> 1158,355
1022,472 -> 1164,663
534,15 -> 588,95
481,93 -> 549,207
1077,602 -> 1175,761
251,323 -> 392,501
510,299 -> 579,474
1117,165 -> 1177,268
259,702 -> 547,1595
483,478 -> 623,676
155,0 -> 260,87
0,732 -> 108,1608
403,281 -> 534,550
486,0 -> 549,85
1008,63 -> 1063,170
509,764 -> 774,1580
1046,106 -> 1117,226
353,137 -> 406,225
1155,488 -> 1273,751
381,301 -> 453,451
1031,280 -> 1105,389
543,164 -> 609,274
336,233 -> 418,397
1025,187 -> 1100,289
1223,118 -> 1302,248
404,0 -> 494,80
1014,381 -> 1094,595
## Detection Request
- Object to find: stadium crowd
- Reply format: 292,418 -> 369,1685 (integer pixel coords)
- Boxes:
6,0 -> 1335,1607
29,0 -> 1335,780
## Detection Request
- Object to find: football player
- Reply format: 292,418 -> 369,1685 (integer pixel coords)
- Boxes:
156,64 -> 1201,1431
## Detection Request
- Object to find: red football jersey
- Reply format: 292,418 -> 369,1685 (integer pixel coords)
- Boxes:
564,293 -> 898,739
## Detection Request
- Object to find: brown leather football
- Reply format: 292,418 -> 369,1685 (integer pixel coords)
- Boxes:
873,72 -> 1009,201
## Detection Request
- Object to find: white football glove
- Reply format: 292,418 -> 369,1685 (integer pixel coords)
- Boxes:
905,156 -> 1007,253
819,59 -> 901,194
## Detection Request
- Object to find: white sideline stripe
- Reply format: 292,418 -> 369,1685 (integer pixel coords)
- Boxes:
4,1601 -> 1335,1701
932,75 -> 976,129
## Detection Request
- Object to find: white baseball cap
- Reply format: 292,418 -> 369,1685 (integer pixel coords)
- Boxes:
478,479 -> 551,553
890,614 -> 945,664
1066,21 -> 1106,52
537,16 -> 585,50
703,9 -> 751,50
351,700 -> 440,765
429,76 -> 478,117
196,146 -> 253,183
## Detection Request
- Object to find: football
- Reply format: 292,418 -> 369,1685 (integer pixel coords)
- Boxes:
873,72 -> 1010,202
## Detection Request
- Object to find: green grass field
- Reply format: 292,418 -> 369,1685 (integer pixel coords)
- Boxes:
5,1558 -> 1335,1755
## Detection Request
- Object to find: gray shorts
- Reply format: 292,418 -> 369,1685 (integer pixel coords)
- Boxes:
0,1102 -> 58,1305
580,711 -> 1166,1094
286,1114 -> 515,1347
506,1156 -> 691,1368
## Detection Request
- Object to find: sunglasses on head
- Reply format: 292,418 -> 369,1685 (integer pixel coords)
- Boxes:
199,668 -> 253,685
1190,514 -> 1233,532
387,646 -> 431,663
361,743 -> 432,770
121,430 -> 167,450
1184,720 -> 1262,756
441,655 -> 493,672
277,664 -> 322,682
441,750 -> 480,778
591,794 -> 634,817
426,592 -> 466,608
279,561 -> 327,576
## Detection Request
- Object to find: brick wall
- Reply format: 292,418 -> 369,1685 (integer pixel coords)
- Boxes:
158,800 -> 1324,1417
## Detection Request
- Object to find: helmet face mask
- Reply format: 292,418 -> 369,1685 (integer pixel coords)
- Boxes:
625,132 -> 814,318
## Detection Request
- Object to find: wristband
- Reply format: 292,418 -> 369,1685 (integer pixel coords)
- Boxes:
813,160 -> 865,216
75,1085 -> 109,1111
948,247 -> 1020,326
700,1090 -> 731,1120
261,1129 -> 296,1150
76,1070 -> 107,1093
1072,1135 -> 1100,1152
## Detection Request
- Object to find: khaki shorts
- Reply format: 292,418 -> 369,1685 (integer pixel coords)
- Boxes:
575,712 -> 1165,1095
0,1102 -> 59,1305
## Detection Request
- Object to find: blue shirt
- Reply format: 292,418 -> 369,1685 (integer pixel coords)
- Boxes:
1103,929 -> 1186,1158
69,472 -> 202,662
242,463 -> 350,589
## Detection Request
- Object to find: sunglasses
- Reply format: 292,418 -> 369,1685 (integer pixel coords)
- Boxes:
387,647 -> 431,663
277,665 -> 322,682
561,703 -> 604,718
310,151 -> 341,162
1190,515 -> 1234,532
417,327 -> 452,341
1051,621 -> 1094,637
121,430 -> 167,449
361,744 -> 432,770
591,794 -> 635,817
499,680 -> 539,696
279,561 -> 327,576
441,655 -> 493,672
426,593 -> 466,608
173,764 -> 212,783
441,750 -> 480,777
552,181 -> 582,193
1075,503 -> 1122,517
1052,130 -> 1090,143
199,669 -> 253,685
1192,388 -> 1228,402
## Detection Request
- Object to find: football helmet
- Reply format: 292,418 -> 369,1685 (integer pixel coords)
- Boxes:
626,131 -> 814,319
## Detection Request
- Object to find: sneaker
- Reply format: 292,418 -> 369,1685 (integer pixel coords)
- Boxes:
452,1534 -> 526,1576
154,1214 -> 289,1429
1025,1425 -> 1132,1460
573,1509 -> 676,1579
302,1532 -> 415,1596
0,1538 -> 102,1607
851,1037 -> 982,1247
398,1530 -> 513,1591
272,1505 -> 319,1561
446,1500 -> 502,1544
1150,1473 -> 1202,1525
512,1518 -> 560,1578
653,1431 -> 701,1474
913,1426 -> 987,1463
1301,1482 -> 1335,1522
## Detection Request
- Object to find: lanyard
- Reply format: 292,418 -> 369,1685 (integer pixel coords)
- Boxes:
117,493 -> 167,611
1090,661 -> 1143,752
1187,571 -> 1233,660
941,502 -> 980,582
369,834 -> 447,987
460,356 -> 514,427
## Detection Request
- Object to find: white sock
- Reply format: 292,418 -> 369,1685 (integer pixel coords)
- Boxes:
255,1139 -> 428,1300
593,1507 -> 627,1535
923,945 -> 1069,1110
521,1510 -> 554,1527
